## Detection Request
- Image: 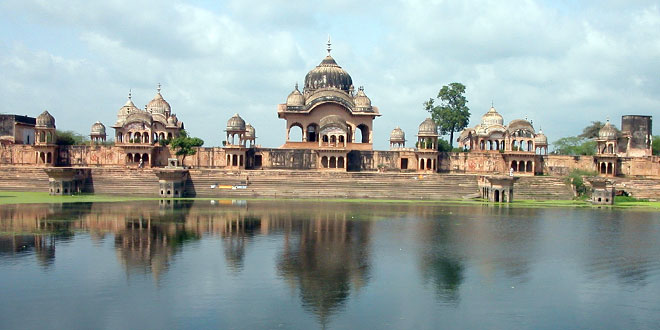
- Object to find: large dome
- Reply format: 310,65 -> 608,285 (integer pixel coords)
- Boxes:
319,115 -> 348,132
598,120 -> 618,140
481,106 -> 504,126
418,118 -> 438,136
147,85 -> 171,115
36,110 -> 55,128
304,52 -> 353,93
226,113 -> 246,131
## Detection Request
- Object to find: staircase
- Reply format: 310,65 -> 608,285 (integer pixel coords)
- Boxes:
514,176 -> 574,200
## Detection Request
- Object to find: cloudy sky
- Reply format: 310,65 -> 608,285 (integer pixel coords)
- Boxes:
1,0 -> 658,149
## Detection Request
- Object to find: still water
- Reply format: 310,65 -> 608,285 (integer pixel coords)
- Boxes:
1,200 -> 659,329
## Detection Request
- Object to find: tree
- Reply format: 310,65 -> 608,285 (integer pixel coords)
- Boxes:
437,138 -> 452,152
169,130 -> 204,164
552,136 -> 596,156
424,82 -> 470,148
56,130 -> 87,145
653,136 -> 660,156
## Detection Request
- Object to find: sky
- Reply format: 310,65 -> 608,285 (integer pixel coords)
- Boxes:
0,0 -> 658,149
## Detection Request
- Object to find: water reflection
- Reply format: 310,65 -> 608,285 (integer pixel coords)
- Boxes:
1,200 -> 660,329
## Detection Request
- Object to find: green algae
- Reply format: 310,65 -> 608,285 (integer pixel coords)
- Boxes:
0,190 -> 658,210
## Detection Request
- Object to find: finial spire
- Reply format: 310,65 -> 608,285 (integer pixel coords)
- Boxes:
128,89 -> 132,100
295,82 -> 299,90
606,116 -> 610,123
491,99 -> 494,108
157,83 -> 161,94
326,35 -> 331,55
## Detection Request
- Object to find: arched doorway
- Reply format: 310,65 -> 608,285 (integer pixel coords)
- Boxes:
288,123 -> 303,141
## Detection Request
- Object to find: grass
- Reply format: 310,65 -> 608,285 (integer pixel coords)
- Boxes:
0,190 -> 658,210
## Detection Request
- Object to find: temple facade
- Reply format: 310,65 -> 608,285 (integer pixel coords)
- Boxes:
0,42 -> 657,180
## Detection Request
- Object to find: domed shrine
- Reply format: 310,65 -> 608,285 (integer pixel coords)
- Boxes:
110,85 -> 184,166
278,39 -> 380,155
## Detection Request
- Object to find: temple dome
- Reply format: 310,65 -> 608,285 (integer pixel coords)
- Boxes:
390,127 -> 405,142
245,123 -> 255,138
418,118 -> 438,136
36,110 -> 55,128
304,54 -> 353,93
147,85 -> 171,115
226,113 -> 246,131
481,106 -> 504,126
90,121 -> 106,135
286,84 -> 305,106
598,120 -> 618,140
534,129 -> 547,145
353,86 -> 371,111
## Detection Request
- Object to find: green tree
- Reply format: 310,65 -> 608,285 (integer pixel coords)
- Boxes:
437,138 -> 452,152
653,136 -> 660,155
169,130 -> 204,164
552,136 -> 596,155
424,82 -> 470,148
55,130 -> 87,145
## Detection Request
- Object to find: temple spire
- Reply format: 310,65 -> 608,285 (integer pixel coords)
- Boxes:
157,83 -> 161,94
128,89 -> 132,100
326,35 -> 331,55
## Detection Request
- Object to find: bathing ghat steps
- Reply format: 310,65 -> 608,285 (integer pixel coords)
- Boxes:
0,166 -> 594,201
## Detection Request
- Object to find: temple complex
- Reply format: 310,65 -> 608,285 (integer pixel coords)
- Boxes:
0,41 -> 658,199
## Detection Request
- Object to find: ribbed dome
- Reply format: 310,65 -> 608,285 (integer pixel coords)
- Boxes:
36,110 -> 55,128
167,115 -> 177,125
353,86 -> 371,111
245,123 -> 255,138
286,83 -> 305,106
304,55 -> 353,93
118,94 -> 140,118
147,87 -> 171,115
390,126 -> 405,142
534,130 -> 547,145
481,106 -> 504,126
418,118 -> 438,136
598,121 -> 618,140
90,121 -> 106,135
226,113 -> 246,131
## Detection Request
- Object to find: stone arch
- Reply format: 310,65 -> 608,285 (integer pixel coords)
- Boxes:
356,124 -> 369,143
338,156 -> 345,168
511,161 -> 518,172
306,123 -> 319,142
526,161 -> 533,172
142,153 -> 149,164
127,154 -> 133,163
321,156 -> 328,168
329,156 -> 336,168
288,122 -> 304,141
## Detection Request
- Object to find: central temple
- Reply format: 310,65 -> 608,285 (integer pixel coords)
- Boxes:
277,40 -> 380,169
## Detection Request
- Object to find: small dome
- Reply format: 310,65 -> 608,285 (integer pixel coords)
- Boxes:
353,86 -> 371,110
390,126 -> 405,142
481,106 -> 504,126
418,118 -> 438,136
118,92 -> 140,119
90,121 -> 106,135
167,115 -> 177,125
36,110 -> 55,128
598,120 -> 618,140
245,123 -> 255,138
286,83 -> 305,106
147,85 -> 171,115
534,130 -> 547,145
226,113 -> 246,131
304,52 -> 353,93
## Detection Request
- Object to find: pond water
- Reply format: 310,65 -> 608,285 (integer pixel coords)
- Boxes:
1,200 -> 659,329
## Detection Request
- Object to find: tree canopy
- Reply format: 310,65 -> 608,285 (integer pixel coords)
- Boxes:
169,130 -> 204,164
424,82 -> 470,148
552,136 -> 596,156
653,136 -> 660,156
55,130 -> 88,145
578,121 -> 620,139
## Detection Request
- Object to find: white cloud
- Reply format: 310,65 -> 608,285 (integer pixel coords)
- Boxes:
0,0 -> 658,149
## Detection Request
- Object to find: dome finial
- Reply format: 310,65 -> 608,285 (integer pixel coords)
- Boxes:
128,89 -> 132,100
606,116 -> 610,123
491,99 -> 494,108
157,83 -> 161,94
295,82 -> 299,90
327,35 -> 332,55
